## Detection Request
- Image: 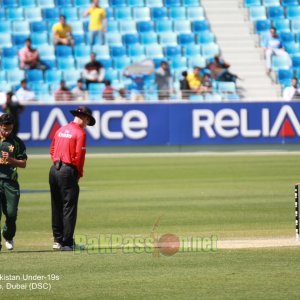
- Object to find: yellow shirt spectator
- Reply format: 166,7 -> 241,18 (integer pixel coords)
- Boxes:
187,73 -> 202,89
52,23 -> 72,39
88,7 -> 106,31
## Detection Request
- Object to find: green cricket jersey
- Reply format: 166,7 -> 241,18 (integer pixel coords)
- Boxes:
0,134 -> 27,181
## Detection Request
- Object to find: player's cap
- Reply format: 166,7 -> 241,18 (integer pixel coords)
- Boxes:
70,106 -> 96,126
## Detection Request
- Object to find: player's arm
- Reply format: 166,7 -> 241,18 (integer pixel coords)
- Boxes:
2,152 -> 27,168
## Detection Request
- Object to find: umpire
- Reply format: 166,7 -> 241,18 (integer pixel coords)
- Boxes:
0,113 -> 27,251
49,106 -> 96,251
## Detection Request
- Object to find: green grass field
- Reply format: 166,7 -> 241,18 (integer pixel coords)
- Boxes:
1,153 -> 300,299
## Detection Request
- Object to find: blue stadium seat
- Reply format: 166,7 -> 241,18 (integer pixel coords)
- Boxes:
277,68 -> 294,85
106,32 -> 123,46
38,45 -> 55,60
187,55 -> 206,68
37,0 -> 55,7
282,0 -> 299,6
45,70 -> 62,83
74,45 -> 90,58
105,7 -> 114,20
63,69 -> 82,85
295,32 -> 300,42
12,21 -> 30,35
92,45 -> 110,58
182,0 -> 200,6
192,20 -> 210,33
55,45 -> 73,57
164,46 -> 181,58
0,71 -> 7,82
31,32 -> 48,46
287,6 -> 300,20
12,34 -> 28,47
76,56 -> 90,68
115,7 -> 132,20
107,20 -> 119,33
74,0 -> 90,6
217,81 -> 236,94
128,0 -> 144,7
0,21 -> 11,34
291,20 -> 300,32
31,21 -> 47,32
279,31 -> 295,43
2,47 -> 18,58
127,44 -> 145,57
170,57 -> 187,70
165,0 -> 181,7
113,56 -> 131,70
0,33 -> 12,47
262,0 -> 280,6
151,7 -> 168,21
110,46 -> 127,57
99,58 -> 113,68
255,19 -> 271,34
292,54 -> 300,69
73,34 -> 85,45
20,0 -> 37,7
55,0 -> 73,7
104,68 -> 119,81
2,57 -> 19,70
271,55 -> 292,71
145,44 -> 163,58
137,21 -> 154,32
57,57 -> 75,70
0,8 -> 5,20
69,21 -> 84,34
43,8 -> 60,22
0,83 -> 12,93
169,7 -> 186,20
249,6 -> 267,21
174,20 -> 191,33
133,7 -> 150,21
267,6 -> 285,21
60,7 -> 78,21
183,44 -> 202,57
140,32 -> 158,44
145,0 -> 163,7
122,33 -> 139,45
155,20 -> 173,33
88,83 -> 105,101
24,7 -> 42,21
159,32 -> 177,46
189,94 -> 204,102
273,19 -> 291,32
7,8 -> 24,21
177,33 -> 195,46
186,7 -> 205,21
26,69 -> 44,83
202,43 -> 220,59
119,20 -> 137,34
283,41 -> 300,54
3,0 -> 18,8
244,0 -> 262,7
6,70 -> 25,85
110,0 -> 127,7
197,31 -> 215,44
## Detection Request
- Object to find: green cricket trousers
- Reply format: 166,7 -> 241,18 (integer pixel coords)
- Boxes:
0,179 -> 20,243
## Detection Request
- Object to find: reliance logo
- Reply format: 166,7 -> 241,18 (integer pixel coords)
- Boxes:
192,105 -> 300,139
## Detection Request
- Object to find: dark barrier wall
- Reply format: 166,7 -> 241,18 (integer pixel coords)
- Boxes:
15,102 -> 300,147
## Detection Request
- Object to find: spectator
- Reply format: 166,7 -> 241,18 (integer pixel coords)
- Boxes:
52,15 -> 74,46
115,88 -> 127,101
202,73 -> 213,94
18,38 -> 47,71
123,72 -> 148,101
187,67 -> 205,94
2,92 -> 24,135
15,79 -> 35,102
84,0 -> 107,46
180,71 -> 191,100
102,80 -> 115,101
283,77 -> 300,101
71,79 -> 88,101
155,61 -> 172,100
262,27 -> 291,74
207,55 -> 238,83
54,80 -> 72,101
82,53 -> 105,87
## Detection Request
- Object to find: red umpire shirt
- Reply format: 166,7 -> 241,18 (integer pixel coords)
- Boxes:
50,121 -> 86,178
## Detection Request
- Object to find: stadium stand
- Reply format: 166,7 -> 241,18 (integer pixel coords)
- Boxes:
0,0 -> 237,102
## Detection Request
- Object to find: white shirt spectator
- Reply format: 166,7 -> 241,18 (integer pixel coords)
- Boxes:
15,87 -> 35,102
283,78 -> 300,101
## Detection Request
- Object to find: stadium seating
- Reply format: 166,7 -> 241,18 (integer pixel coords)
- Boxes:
0,0 -> 224,101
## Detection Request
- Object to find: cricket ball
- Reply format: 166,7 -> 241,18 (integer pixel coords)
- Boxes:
156,233 -> 180,256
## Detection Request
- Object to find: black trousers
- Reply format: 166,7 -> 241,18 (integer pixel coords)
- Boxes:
49,164 -> 79,247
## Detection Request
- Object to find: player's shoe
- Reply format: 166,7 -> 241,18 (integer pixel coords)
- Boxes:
52,242 -> 62,250
5,240 -> 14,250
61,244 -> 85,251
